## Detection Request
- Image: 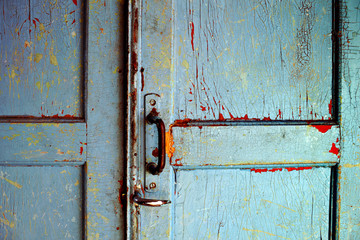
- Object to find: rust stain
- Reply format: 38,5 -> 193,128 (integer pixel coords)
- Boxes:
165,129 -> 175,159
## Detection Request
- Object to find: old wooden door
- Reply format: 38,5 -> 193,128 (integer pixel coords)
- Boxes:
128,0 -> 360,239
0,0 -> 126,239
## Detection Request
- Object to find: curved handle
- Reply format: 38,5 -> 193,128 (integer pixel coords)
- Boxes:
132,191 -> 171,207
146,111 -> 166,175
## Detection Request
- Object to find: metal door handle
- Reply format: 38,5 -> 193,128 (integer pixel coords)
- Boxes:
146,111 -> 166,175
132,191 -> 171,207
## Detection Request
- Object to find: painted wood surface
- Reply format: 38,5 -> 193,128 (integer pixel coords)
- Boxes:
1,0 -> 126,239
0,123 -> 86,164
0,0 -> 84,118
338,0 -> 360,239
171,125 -> 339,166
0,166 -> 83,239
174,0 -> 333,121
128,0 -> 358,239
174,167 -> 331,239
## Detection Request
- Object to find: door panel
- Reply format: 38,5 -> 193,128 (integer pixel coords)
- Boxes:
0,123 -> 86,164
174,0 -> 333,121
1,0 -> 125,239
171,125 -> 339,166
0,166 -> 83,239
128,0 -> 343,239
0,0 -> 84,118
174,167 -> 331,239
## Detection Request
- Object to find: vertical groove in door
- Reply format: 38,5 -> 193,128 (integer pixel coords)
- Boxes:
82,0 -> 89,123
332,0 -> 341,124
329,164 -> 339,239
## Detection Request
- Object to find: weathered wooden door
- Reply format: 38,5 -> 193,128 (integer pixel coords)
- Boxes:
0,0 -> 126,239
128,0 -> 360,239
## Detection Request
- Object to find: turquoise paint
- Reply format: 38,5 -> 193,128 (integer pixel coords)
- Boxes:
0,0 -> 126,239
128,0 -> 360,239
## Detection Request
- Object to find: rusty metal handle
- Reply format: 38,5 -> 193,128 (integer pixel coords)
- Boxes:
132,191 -> 171,207
146,112 -> 166,175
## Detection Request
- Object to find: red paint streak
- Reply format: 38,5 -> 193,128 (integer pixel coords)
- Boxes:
69,11 -> 75,15
200,106 -> 206,111
173,159 -> 183,166
336,138 -> 339,142
131,51 -> 138,72
251,168 -> 269,173
251,167 -> 312,173
72,0 -> 77,6
311,125 -> 332,133
80,142 -> 87,145
277,109 -> 282,119
251,168 -> 283,173
140,67 -> 145,91
222,105 -> 225,110
329,143 -> 340,157
219,113 -> 225,120
269,168 -> 283,172
116,227 -> 120,230
152,147 -> 159,157
133,8 -> 139,44
190,22 -> 195,51
72,19 -> 76,24
328,99 -> 332,115
286,167 -> 312,171
32,20 -> 36,28
61,110 -> 64,114
80,146 -> 83,155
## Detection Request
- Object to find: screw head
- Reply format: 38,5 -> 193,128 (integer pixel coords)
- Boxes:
149,99 -> 156,106
149,182 -> 157,189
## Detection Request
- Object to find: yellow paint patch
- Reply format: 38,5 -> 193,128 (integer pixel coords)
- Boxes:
60,170 -> 67,174
262,199 -> 296,212
9,69 -> 18,79
242,228 -> 290,239
96,213 -> 109,224
35,82 -> 42,92
3,134 -> 21,140
0,176 -> 22,189
181,59 -> 189,69
0,217 -> 14,228
50,53 -> 58,66
343,163 -> 360,168
113,66 -> 119,74
75,180 -> 79,186
34,53 -> 43,63
24,40 -> 31,48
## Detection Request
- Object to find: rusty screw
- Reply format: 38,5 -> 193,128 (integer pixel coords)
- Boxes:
149,99 -> 156,106
149,182 -> 157,189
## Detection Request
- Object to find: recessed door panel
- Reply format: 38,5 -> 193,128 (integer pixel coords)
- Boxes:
0,166 -> 83,239
173,0 -> 333,121
174,167 -> 331,239
0,0 -> 84,117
